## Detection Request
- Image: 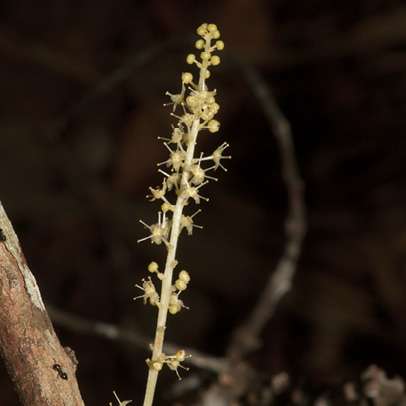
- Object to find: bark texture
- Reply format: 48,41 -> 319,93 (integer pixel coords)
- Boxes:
0,202 -> 85,406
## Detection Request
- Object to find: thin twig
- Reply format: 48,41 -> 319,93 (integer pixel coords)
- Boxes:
226,51 -> 307,359
46,304 -> 227,374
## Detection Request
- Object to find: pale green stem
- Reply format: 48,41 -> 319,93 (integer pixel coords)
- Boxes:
142,116 -> 202,406
198,39 -> 212,92
142,33 -> 212,406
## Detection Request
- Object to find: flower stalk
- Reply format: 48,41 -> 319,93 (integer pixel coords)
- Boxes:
136,23 -> 229,406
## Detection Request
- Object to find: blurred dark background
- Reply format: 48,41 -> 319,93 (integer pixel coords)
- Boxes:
0,0 -> 405,405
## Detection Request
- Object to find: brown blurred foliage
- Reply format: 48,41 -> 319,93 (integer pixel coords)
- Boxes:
0,0 -> 405,405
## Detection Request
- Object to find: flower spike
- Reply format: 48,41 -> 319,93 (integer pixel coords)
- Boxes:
137,23 -> 229,406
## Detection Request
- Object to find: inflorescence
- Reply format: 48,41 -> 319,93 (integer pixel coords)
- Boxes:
135,23 -> 229,383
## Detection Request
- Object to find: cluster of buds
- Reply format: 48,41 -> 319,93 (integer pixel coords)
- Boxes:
169,269 -> 190,314
146,350 -> 190,380
134,263 -> 190,314
137,23 -> 230,248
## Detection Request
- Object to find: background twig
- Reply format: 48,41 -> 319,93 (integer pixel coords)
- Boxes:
227,51 -> 306,359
